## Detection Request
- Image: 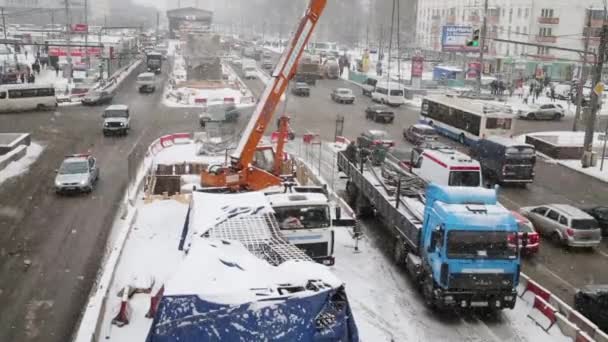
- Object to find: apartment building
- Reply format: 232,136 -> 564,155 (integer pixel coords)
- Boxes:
416,0 -> 607,61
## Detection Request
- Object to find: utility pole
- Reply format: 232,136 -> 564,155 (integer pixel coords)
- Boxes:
1,8 -> 6,72
476,0 -> 488,95
85,0 -> 89,68
156,12 -> 160,45
583,18 -> 608,167
65,0 -> 72,83
575,10 -> 593,132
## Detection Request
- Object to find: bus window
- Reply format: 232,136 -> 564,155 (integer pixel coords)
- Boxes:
390,89 -> 403,96
0,91 -> 6,99
8,90 -> 21,98
486,118 -> 512,130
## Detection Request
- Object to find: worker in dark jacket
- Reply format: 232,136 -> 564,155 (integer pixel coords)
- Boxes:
344,141 -> 359,165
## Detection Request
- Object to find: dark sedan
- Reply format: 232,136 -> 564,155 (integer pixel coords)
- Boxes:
403,124 -> 438,145
582,206 -> 608,236
365,105 -> 394,123
291,82 -> 310,97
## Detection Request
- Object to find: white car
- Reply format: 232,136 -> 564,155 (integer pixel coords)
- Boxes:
517,103 -> 565,121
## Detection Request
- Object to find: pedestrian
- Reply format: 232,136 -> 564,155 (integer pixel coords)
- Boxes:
55,64 -> 60,77
344,141 -> 359,166
20,72 -> 25,84
24,49 -> 28,60
28,73 -> 35,83
550,86 -> 556,102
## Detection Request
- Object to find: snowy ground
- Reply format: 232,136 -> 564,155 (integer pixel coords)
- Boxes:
0,143 -> 44,185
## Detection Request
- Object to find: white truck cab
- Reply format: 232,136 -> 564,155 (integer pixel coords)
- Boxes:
102,104 -> 131,136
266,191 -> 338,265
410,146 -> 482,187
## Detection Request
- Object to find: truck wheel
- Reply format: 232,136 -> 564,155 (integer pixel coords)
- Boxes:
422,275 -> 436,309
393,240 -> 406,265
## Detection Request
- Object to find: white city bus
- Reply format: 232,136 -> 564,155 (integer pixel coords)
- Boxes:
420,94 -> 515,145
0,84 -> 57,112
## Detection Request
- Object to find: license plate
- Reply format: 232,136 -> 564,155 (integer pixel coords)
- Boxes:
471,301 -> 489,307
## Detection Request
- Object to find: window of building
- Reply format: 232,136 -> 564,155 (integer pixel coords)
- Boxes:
525,8 -> 529,18
518,8 -> 522,18
509,8 -> 513,22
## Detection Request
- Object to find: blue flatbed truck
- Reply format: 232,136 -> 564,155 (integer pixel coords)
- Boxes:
337,151 -> 521,310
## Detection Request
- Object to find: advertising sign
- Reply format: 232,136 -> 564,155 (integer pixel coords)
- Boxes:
411,56 -> 424,78
441,25 -> 480,53
48,47 -> 102,57
71,24 -> 88,33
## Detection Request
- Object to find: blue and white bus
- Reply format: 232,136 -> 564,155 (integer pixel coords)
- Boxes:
420,94 -> 515,145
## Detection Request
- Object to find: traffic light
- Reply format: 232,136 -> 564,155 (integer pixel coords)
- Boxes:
466,29 -> 480,47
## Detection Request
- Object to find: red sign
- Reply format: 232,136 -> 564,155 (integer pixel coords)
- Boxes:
71,24 -> 88,33
411,56 -> 424,78
467,62 -> 481,78
48,47 -> 102,57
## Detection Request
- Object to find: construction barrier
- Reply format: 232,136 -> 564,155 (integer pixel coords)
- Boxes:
194,98 -> 207,104
527,296 -> 557,331
335,136 -> 351,145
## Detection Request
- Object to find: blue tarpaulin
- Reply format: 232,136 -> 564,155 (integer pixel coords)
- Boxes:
145,286 -> 359,342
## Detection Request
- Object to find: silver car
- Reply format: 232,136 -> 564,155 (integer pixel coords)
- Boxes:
518,103 -> 565,121
331,88 -> 355,104
54,154 -> 100,194
520,204 -> 602,248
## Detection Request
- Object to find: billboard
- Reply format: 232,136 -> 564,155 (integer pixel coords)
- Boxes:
411,56 -> 424,78
71,24 -> 88,33
441,25 -> 480,53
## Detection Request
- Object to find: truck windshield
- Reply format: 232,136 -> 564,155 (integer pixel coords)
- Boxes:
105,110 -> 127,118
447,231 -> 518,260
274,205 -> 330,230
448,171 -> 480,187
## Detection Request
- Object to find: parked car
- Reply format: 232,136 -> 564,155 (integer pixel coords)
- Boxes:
545,84 -> 572,100
517,103 -> 565,120
510,211 -> 540,256
470,136 -> 536,186
331,88 -> 355,104
575,285 -> 608,333
357,129 -> 394,150
291,82 -> 310,97
361,76 -> 378,96
520,204 -> 602,248
262,60 -> 273,70
54,154 -> 99,194
582,206 -> 608,237
403,124 -> 437,145
364,105 -> 394,123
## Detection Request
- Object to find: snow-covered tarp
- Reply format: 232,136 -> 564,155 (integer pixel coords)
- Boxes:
146,238 -> 358,342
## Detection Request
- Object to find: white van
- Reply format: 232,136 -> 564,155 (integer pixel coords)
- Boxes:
372,81 -> 404,107
410,145 -> 482,187
0,84 -> 56,112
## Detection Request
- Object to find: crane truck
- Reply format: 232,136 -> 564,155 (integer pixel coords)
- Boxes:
200,0 -> 328,191
337,151 -> 521,311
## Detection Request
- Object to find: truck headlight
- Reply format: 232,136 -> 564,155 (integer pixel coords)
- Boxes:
119,122 -> 124,126
104,122 -> 109,127
504,296 -> 513,301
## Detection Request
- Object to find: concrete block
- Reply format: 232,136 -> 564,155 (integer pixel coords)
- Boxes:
555,312 -> 579,340
0,144 -> 27,171
569,310 -> 598,338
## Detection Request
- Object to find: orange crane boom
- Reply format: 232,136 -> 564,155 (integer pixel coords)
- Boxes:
201,0 -> 327,191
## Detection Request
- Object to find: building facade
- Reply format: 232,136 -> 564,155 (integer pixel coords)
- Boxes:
416,0 -> 607,62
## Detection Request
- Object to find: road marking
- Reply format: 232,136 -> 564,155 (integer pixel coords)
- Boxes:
534,264 -> 577,290
596,249 -> 608,259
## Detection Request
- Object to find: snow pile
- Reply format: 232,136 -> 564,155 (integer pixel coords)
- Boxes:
0,143 -> 44,185
559,159 -> 608,182
152,141 -> 226,166
165,238 -> 341,304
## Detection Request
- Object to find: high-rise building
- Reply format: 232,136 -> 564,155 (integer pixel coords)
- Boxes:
416,0 -> 606,61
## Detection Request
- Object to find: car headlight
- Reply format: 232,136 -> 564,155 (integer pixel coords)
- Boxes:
55,180 -> 62,187
119,122 -> 124,126
104,122 -> 109,127
80,180 -> 87,185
